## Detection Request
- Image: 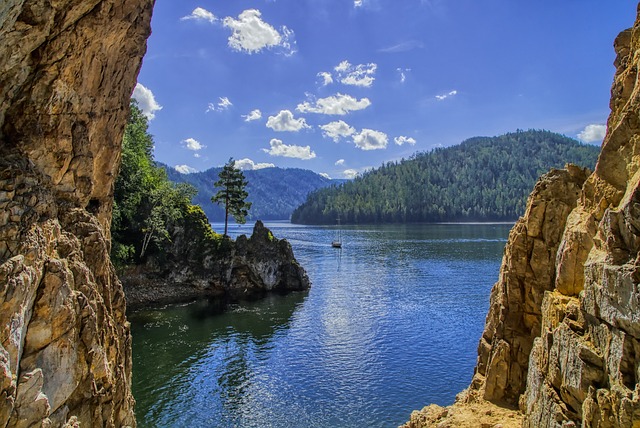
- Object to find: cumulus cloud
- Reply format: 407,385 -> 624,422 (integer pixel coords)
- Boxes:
335,159 -> 345,166
235,158 -> 275,170
181,137 -> 205,151
435,90 -> 458,101
206,97 -> 233,113
333,60 -> 377,87
181,7 -> 217,23
223,9 -> 296,55
352,129 -> 388,150
577,124 -> 606,143
297,93 -> 371,115
320,120 -> 356,142
343,169 -> 359,179
394,136 -> 416,146
174,164 -> 198,174
266,110 -> 311,132
262,138 -> 316,160
318,71 -> 333,86
354,0 -> 363,7
242,109 -> 262,122
132,83 -> 162,120
319,172 -> 331,179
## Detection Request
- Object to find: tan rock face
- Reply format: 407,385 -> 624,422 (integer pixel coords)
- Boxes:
407,5 -> 640,427
0,0 -> 153,427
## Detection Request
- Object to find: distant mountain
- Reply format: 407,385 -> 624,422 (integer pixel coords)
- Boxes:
291,130 -> 601,225
165,166 -> 344,221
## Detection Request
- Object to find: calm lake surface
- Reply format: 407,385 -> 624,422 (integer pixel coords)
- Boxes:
129,222 -> 512,427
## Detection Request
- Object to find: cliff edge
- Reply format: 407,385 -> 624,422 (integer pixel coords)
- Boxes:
405,4 -> 640,428
0,0 -> 153,426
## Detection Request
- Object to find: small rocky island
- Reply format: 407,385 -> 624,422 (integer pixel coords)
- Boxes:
122,220 -> 310,310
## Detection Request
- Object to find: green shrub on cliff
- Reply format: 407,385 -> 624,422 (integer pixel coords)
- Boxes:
111,100 -> 221,267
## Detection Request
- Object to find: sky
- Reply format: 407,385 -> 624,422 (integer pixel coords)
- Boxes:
135,0 -> 639,179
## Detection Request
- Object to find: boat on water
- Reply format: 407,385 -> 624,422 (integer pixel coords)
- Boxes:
332,219 -> 342,248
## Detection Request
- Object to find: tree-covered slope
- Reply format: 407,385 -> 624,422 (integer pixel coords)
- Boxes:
165,166 -> 344,221
291,130 -> 601,225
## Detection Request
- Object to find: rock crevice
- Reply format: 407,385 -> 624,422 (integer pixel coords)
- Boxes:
0,0 -> 154,426
406,4 -> 640,427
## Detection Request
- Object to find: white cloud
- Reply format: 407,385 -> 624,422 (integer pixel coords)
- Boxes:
262,138 -> 316,160
194,153 -> 201,158
379,40 -> 424,53
394,136 -> 416,146
320,120 -> 356,142
333,60 -> 377,87
343,169 -> 359,179
235,158 -> 275,170
297,93 -> 371,115
335,159 -> 345,166
207,97 -> 233,113
354,0 -> 363,7
397,68 -> 411,83
319,172 -> 331,179
181,137 -> 205,151
318,71 -> 333,86
577,124 -> 606,143
181,7 -> 217,23
435,90 -> 458,101
132,83 -> 162,120
175,164 -> 198,174
223,9 -> 296,55
266,110 -> 311,132
242,109 -> 262,122
352,129 -> 389,150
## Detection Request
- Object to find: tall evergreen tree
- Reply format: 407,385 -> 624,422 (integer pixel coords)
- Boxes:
212,158 -> 252,236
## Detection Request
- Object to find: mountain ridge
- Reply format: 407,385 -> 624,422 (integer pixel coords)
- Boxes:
292,130 -> 601,225
164,165 -> 345,221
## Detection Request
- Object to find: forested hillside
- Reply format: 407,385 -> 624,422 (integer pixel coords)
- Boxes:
291,130 -> 600,224
166,166 -> 343,221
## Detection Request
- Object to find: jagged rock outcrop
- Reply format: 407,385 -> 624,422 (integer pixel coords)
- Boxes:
1,0 -> 153,426
405,4 -> 640,427
122,219 -> 311,310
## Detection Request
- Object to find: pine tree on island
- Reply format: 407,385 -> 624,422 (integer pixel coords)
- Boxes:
212,158 -> 252,237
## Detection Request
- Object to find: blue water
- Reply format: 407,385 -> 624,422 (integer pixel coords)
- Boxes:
129,222 -> 511,427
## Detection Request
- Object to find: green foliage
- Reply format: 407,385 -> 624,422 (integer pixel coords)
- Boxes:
211,158 -> 252,236
111,100 -> 199,265
291,130 -> 601,225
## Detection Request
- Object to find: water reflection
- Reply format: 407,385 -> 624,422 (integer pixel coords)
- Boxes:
131,223 -> 512,427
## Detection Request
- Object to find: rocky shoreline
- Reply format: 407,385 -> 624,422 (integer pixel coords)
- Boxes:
120,220 -> 310,312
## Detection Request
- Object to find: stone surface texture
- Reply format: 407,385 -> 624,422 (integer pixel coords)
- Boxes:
406,4 -> 640,427
122,220 -> 311,310
0,0 -> 153,426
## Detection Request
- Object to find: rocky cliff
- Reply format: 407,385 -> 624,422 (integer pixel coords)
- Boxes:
122,219 -> 311,310
0,0 -> 153,426
405,4 -> 640,428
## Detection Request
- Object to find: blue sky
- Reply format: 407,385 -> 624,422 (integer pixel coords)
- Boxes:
135,0 -> 638,179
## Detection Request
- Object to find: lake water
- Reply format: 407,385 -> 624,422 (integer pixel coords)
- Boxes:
129,222 -> 512,427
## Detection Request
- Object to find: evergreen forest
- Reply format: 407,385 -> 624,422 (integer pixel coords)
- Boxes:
166,166 -> 343,221
291,130 -> 600,225
111,101 -> 222,267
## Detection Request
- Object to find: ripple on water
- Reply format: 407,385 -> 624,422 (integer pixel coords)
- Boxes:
131,223 -> 512,428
